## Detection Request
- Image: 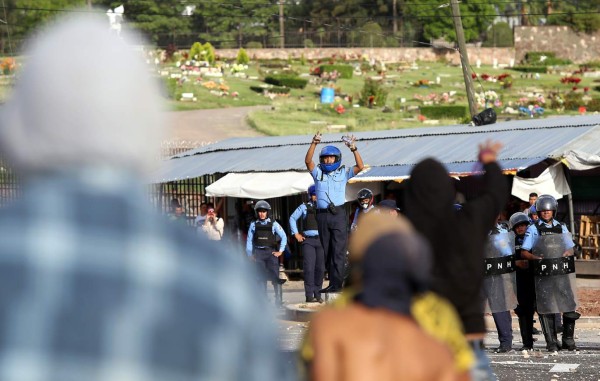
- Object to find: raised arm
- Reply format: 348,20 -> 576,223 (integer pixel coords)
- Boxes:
305,132 -> 321,172
343,134 -> 364,175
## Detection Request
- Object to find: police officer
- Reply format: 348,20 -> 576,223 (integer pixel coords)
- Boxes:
521,195 -> 579,352
305,132 -> 364,293
528,205 -> 539,224
246,200 -> 288,307
290,185 -> 325,303
510,212 -> 536,351
350,188 -> 374,232
485,218 -> 515,353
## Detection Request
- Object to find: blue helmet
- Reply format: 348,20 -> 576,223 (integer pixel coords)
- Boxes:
319,145 -> 342,173
307,185 -> 316,196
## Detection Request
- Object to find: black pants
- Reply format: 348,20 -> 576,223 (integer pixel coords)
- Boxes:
302,235 -> 325,298
515,267 -> 536,347
254,246 -> 279,285
492,311 -> 513,349
316,207 -> 348,289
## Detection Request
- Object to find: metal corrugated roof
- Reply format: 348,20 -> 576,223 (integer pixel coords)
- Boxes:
350,158 -> 545,182
150,115 -> 600,183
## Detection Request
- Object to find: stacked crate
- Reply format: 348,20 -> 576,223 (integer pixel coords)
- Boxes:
579,215 -> 600,260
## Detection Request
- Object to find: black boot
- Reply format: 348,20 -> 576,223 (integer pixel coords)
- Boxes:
561,312 -> 581,351
273,283 -> 283,307
517,315 -> 534,350
540,314 -> 559,352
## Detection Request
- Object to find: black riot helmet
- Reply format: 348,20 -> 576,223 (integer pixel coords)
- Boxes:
508,212 -> 529,231
535,194 -> 557,222
254,200 -> 271,219
357,188 -> 374,209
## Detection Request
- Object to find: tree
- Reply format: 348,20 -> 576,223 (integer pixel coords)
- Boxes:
546,0 -> 600,33
193,0 -> 277,48
404,0 -> 500,43
482,22 -> 513,47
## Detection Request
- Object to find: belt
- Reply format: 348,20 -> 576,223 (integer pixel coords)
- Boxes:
316,206 -> 344,214
303,234 -> 319,238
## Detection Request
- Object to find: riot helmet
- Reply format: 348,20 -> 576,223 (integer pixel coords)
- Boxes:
319,145 -> 342,173
535,194 -> 557,222
357,188 -> 374,209
254,200 -> 271,219
508,212 -> 530,231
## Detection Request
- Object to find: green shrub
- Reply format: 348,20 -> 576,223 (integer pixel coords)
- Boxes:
511,66 -> 547,73
236,48 -> 250,64
318,64 -> 353,79
264,75 -> 308,89
250,85 -> 290,94
189,42 -> 202,61
586,98 -> 600,112
300,53 -> 307,66
201,42 -> 216,64
245,41 -> 263,49
304,39 -> 314,48
581,61 -> 600,70
523,51 -> 571,66
359,78 -> 388,107
562,92 -> 584,110
419,105 -> 468,120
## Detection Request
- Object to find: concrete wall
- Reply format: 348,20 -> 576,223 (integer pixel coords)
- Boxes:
213,26 -> 599,65
216,47 -> 516,66
514,26 -> 600,64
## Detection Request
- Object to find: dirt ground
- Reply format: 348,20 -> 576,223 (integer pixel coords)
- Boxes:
577,288 -> 600,316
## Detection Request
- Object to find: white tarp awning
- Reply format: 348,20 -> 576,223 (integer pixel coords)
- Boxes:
206,172 -> 314,199
205,171 -> 384,201
561,150 -> 600,171
511,163 -> 571,201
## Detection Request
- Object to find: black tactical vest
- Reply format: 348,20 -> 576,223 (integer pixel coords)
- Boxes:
304,203 -> 318,231
535,221 -> 563,236
253,221 -> 277,248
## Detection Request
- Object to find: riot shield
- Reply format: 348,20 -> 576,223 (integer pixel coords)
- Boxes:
483,232 -> 517,313
533,232 -> 577,314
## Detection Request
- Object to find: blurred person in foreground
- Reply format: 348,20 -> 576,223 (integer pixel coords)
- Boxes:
0,14 -> 290,381
404,141 -> 508,381
303,213 -> 471,381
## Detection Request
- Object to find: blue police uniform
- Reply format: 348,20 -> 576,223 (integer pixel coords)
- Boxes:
489,223 -> 513,351
290,202 -> 325,301
522,218 -> 578,351
521,220 -> 573,252
311,165 -> 355,291
246,218 -> 287,286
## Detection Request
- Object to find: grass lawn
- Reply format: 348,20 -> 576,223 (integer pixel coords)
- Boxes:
2,57 -> 597,136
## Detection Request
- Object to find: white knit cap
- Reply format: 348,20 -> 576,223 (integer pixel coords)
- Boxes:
0,13 -> 165,175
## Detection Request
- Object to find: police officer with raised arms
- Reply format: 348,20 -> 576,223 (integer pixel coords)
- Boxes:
305,132 -> 364,293
246,200 -> 287,307
290,185 -> 326,303
520,194 -> 579,352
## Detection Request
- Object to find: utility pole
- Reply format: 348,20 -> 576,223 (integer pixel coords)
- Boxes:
279,0 -> 285,48
450,0 -> 477,117
87,0 -> 92,9
392,0 -> 398,34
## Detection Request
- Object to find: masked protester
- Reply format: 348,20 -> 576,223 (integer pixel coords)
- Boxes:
404,140 -> 508,381
246,200 -> 287,307
304,213 -> 461,381
305,132 -> 364,293
520,195 -> 579,352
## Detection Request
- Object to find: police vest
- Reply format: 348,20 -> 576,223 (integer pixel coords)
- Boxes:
304,203 -> 318,231
253,221 -> 277,248
534,221 -> 563,235
514,235 -> 525,260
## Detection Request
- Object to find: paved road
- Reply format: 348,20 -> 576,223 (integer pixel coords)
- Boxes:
165,105 -> 268,143
276,281 -> 600,380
